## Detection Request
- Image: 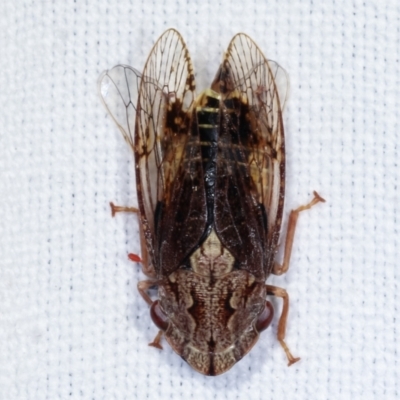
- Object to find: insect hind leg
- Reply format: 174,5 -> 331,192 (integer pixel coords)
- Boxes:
273,191 -> 325,276
266,285 -> 300,366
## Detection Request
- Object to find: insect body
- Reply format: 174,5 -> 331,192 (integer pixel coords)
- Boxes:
99,29 -> 324,376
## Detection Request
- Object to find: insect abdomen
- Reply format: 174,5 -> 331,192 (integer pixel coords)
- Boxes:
195,90 -> 220,232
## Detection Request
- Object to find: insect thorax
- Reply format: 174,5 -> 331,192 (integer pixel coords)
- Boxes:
158,229 -> 266,375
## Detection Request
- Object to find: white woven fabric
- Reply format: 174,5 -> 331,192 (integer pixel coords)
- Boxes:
0,1 -> 398,399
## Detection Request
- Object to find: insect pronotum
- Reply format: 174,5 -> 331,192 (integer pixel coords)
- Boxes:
98,29 -> 325,376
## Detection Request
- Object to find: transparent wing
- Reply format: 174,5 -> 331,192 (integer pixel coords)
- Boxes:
267,59 -> 289,111
213,33 -> 287,274
98,64 -> 142,151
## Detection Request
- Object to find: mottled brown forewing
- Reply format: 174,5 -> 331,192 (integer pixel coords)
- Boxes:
134,29 -> 207,276
212,33 -> 286,277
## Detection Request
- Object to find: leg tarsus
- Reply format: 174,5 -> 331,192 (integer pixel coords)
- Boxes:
128,253 -> 142,263
148,330 -> 163,350
312,190 -> 325,204
273,191 -> 325,276
293,191 -> 325,214
279,339 -> 300,366
110,202 -> 139,217
266,284 -> 300,366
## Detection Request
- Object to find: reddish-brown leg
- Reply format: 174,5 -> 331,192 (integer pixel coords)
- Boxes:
137,280 -> 159,306
110,202 -> 139,217
273,191 -> 325,276
266,284 -> 300,366
148,330 -> 164,350
110,202 -> 163,348
137,278 -> 165,349
109,201 -> 157,279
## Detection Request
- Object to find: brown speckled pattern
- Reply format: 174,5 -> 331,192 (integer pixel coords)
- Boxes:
158,230 -> 265,375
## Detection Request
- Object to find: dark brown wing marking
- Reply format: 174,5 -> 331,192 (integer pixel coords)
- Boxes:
134,29 -> 206,276
212,33 -> 287,278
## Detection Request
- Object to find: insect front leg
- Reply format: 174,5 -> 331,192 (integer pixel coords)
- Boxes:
266,285 -> 300,366
136,269 -> 165,349
110,200 -> 164,349
148,330 -> 163,350
137,279 -> 165,350
273,191 -> 325,275
109,202 -> 139,216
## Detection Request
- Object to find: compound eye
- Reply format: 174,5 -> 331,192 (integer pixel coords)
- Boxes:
255,301 -> 274,332
150,300 -> 169,331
